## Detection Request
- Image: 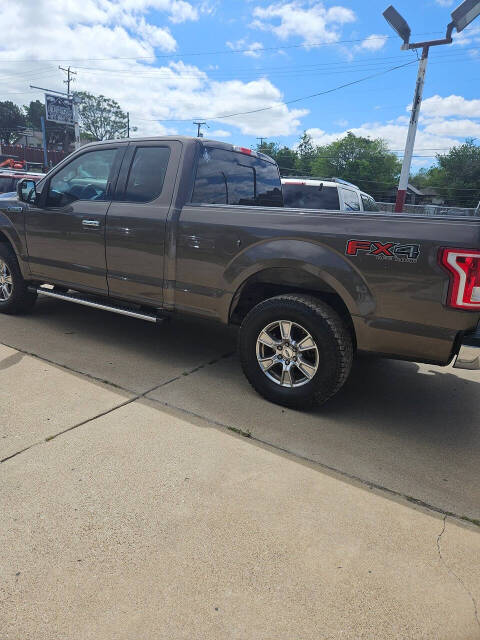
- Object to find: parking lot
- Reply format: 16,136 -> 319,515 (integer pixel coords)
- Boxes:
2,297 -> 480,639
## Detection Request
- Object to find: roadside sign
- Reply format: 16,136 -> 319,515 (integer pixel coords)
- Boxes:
45,93 -> 74,125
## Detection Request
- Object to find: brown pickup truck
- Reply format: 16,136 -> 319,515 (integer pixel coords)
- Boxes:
0,136 -> 479,408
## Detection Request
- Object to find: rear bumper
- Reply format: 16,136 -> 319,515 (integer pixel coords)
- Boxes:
454,324 -> 480,371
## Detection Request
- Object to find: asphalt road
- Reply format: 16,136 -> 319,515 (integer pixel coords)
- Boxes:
1,296 -> 479,522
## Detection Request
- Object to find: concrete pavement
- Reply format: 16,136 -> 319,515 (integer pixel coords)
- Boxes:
1,298 -> 479,521
1,300 -> 480,638
1,350 -> 480,639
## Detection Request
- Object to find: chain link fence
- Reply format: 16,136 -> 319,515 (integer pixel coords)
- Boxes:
377,202 -> 479,217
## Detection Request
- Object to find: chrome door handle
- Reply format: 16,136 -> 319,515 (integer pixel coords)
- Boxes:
5,206 -> 23,213
82,219 -> 100,228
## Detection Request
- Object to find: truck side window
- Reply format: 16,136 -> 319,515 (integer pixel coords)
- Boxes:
283,185 -> 340,210
124,146 -> 171,203
341,188 -> 361,211
0,176 -> 14,193
361,194 -> 380,212
192,147 -> 283,207
47,149 -> 117,207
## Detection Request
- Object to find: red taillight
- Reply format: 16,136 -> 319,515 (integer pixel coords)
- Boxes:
441,248 -> 480,310
233,146 -> 253,156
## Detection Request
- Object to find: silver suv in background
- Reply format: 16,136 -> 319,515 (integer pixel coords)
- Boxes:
282,177 -> 379,212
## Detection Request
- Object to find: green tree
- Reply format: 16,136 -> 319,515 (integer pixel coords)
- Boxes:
430,140 -> 480,208
256,141 -> 279,158
75,91 -> 129,140
276,146 -> 298,176
0,101 -> 26,144
23,100 -> 45,130
295,131 -> 316,176
310,132 -> 401,200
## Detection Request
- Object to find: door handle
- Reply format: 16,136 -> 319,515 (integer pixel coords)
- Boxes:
5,206 -> 23,213
82,219 -> 100,228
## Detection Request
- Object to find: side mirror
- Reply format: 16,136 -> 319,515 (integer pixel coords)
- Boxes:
17,179 -> 37,205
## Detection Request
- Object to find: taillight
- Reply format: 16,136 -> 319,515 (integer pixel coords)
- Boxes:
441,249 -> 480,310
233,146 -> 254,156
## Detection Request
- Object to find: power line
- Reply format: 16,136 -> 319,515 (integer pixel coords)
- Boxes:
68,45 -> 480,79
129,59 -> 417,122
0,31 -> 449,63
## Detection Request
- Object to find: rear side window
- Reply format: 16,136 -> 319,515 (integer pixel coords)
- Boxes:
283,184 -> 340,210
0,176 -> 14,193
361,194 -> 379,212
192,147 -> 283,207
341,188 -> 360,211
124,146 -> 171,203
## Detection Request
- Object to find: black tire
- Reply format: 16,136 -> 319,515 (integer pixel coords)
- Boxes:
238,294 -> 353,409
0,243 -> 37,315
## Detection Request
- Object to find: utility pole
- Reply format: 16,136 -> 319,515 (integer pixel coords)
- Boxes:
256,137 -> 267,148
383,1 -> 480,212
58,66 -> 80,150
127,112 -> 130,138
194,121 -> 207,138
58,65 -> 77,97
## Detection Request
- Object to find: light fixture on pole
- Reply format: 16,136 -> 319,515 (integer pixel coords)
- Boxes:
383,0 -> 480,212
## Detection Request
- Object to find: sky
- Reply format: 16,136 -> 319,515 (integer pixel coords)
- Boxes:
1,0 -> 480,168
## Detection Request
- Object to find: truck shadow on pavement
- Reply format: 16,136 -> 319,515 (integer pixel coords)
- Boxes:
324,354 -> 480,443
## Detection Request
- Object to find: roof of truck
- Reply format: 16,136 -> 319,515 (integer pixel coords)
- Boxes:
78,136 -> 277,164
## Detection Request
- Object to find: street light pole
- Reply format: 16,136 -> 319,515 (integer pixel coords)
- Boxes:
395,46 -> 429,213
383,0 -> 480,212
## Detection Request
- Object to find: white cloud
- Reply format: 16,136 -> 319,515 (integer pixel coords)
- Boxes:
168,0 -> 199,23
209,129 -> 231,138
435,0 -> 454,6
306,95 -> 480,168
452,25 -> 480,47
423,118 -> 480,138
251,1 -> 356,45
0,1 -> 306,139
135,18 -> 177,51
226,39 -> 263,58
419,95 -> 480,118
357,34 -> 388,52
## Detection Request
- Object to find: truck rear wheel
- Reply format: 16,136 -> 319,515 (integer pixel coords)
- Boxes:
238,294 -> 353,409
0,244 -> 37,315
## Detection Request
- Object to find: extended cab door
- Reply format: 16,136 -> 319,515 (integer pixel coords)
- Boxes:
25,145 -> 125,293
105,140 -> 182,306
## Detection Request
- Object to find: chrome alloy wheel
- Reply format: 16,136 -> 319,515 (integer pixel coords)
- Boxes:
0,259 -> 13,301
256,320 -> 319,388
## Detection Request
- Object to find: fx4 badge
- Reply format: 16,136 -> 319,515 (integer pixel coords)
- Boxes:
346,239 -> 420,262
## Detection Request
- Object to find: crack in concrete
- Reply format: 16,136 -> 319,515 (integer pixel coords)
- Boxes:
436,515 -> 480,631
149,398 -> 480,530
0,344 -> 235,464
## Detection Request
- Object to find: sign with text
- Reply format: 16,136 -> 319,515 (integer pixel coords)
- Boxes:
45,93 -> 74,125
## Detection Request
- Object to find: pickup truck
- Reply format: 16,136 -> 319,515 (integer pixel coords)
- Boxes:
0,136 -> 479,408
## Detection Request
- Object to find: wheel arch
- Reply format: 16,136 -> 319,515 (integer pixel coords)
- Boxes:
0,216 -> 29,277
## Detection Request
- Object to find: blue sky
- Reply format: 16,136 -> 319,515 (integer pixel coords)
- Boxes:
2,0 -> 480,168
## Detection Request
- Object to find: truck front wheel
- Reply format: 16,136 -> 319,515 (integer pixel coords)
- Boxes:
0,244 -> 37,315
238,294 -> 353,409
